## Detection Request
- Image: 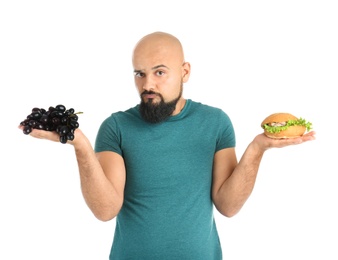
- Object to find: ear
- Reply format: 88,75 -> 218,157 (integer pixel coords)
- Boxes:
182,62 -> 191,83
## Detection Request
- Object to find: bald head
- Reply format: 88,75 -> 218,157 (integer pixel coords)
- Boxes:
132,31 -> 185,69
132,32 -> 191,121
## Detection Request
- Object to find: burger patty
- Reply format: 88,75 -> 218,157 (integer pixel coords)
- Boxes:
269,122 -> 287,127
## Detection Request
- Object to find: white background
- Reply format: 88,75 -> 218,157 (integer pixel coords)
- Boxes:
1,1 -> 337,259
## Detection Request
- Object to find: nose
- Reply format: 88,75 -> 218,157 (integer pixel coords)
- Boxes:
142,76 -> 155,91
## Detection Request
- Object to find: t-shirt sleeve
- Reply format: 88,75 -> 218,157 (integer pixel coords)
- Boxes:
94,115 -> 123,155
215,110 -> 236,151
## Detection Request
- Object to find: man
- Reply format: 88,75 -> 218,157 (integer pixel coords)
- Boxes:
20,31 -> 316,259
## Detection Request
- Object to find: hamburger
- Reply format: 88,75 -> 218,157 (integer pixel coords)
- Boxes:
261,113 -> 312,138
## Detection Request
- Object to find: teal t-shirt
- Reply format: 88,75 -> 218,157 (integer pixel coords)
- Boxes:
95,99 -> 236,260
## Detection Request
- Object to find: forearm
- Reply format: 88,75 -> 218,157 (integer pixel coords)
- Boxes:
73,132 -> 123,221
215,140 -> 264,217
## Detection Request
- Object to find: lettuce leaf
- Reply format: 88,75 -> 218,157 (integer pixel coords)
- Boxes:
262,118 -> 312,134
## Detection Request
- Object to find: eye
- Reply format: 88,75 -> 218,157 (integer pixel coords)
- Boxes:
134,71 -> 145,78
156,70 -> 165,76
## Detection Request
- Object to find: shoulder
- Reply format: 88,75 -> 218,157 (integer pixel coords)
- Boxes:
104,105 -> 140,122
189,100 -> 230,118
100,105 -> 147,131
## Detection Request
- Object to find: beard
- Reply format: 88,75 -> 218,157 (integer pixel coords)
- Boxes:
139,85 -> 183,124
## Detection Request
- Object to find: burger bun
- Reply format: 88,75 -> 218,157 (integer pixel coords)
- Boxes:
261,113 -> 307,139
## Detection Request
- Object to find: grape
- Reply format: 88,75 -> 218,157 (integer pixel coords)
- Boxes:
28,120 -> 37,127
52,117 -> 60,125
66,132 -> 75,141
23,125 -> 32,135
40,114 -> 49,124
59,135 -> 68,144
19,104 -> 83,144
58,125 -> 69,136
55,104 -> 66,112
69,119 -> 79,128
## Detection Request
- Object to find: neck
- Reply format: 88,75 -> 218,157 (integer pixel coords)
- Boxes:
172,98 -> 186,116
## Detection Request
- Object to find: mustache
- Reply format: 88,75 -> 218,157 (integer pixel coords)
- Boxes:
141,90 -> 159,96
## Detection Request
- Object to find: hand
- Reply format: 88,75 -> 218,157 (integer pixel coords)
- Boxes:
253,131 -> 316,151
18,125 -> 82,145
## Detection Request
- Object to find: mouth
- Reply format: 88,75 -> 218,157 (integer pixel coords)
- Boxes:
141,91 -> 160,103
142,93 -> 158,99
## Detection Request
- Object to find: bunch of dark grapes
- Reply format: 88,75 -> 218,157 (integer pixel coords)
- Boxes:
20,104 -> 83,144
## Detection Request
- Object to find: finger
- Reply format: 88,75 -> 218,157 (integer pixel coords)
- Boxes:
304,131 -> 316,137
301,132 -> 316,142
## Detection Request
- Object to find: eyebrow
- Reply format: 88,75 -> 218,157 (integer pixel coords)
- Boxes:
133,64 -> 170,74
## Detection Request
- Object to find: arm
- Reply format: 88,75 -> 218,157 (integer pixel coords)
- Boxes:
74,129 -> 126,221
19,126 -> 126,221
212,131 -> 316,217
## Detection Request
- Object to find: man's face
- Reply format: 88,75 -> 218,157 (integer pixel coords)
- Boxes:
133,53 -> 187,123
